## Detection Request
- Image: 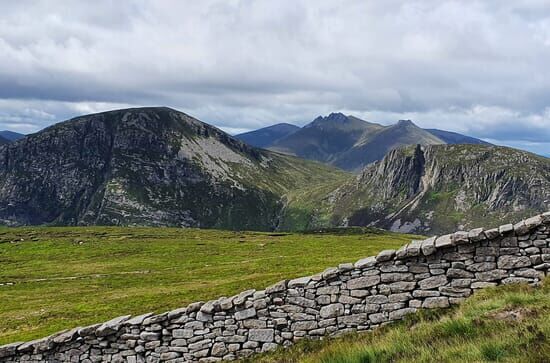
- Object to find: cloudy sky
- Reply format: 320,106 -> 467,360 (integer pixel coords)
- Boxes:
1,1 -> 549,155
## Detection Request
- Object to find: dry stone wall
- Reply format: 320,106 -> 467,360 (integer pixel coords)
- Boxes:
2,212 -> 550,363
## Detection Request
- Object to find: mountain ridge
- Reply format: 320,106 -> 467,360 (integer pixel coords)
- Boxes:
0,107 -> 348,229
298,143 -> 550,234
236,114 -> 490,171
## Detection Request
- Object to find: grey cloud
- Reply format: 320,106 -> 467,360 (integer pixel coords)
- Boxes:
0,0 -> 548,155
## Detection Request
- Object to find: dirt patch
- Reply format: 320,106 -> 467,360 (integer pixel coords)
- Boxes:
488,307 -> 537,322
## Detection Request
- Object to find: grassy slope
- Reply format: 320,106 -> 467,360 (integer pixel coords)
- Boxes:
250,279 -> 550,363
0,226 -> 419,345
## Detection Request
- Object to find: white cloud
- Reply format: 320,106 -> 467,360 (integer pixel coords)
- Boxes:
0,0 -> 548,154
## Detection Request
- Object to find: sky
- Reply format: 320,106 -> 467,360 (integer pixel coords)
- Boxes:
1,0 -> 549,156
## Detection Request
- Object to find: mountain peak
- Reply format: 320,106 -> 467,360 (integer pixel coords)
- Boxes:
396,119 -> 416,127
307,112 -> 349,127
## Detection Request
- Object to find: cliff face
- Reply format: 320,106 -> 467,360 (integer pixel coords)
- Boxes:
326,144 -> 550,234
0,107 -> 346,229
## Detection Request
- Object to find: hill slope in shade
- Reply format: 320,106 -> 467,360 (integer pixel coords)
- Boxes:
0,107 -> 348,229
425,128 -> 490,145
0,130 -> 25,141
269,113 -> 384,165
235,123 -> 299,148
332,120 -> 445,171
299,144 -> 550,234
0,135 -> 9,145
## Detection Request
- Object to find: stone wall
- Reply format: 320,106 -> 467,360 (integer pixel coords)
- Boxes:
1,212 -> 549,363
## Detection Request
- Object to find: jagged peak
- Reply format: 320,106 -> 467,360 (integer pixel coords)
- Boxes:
396,119 -> 417,127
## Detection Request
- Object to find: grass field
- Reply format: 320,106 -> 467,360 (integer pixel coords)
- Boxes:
250,279 -> 550,363
0,226 -> 419,345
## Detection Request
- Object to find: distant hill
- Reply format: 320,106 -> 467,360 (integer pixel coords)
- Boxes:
290,144 -> 550,234
0,130 -> 25,141
0,135 -> 9,145
332,119 -> 445,171
425,128 -> 490,145
235,123 -> 299,148
239,114 -> 491,172
0,107 -> 348,229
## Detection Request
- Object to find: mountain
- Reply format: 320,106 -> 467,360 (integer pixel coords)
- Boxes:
0,107 -> 348,229
425,128 -> 489,145
286,144 -> 550,234
243,114 -> 489,172
0,135 -> 9,145
0,130 -> 25,141
234,123 -> 299,148
269,113 -> 384,165
332,119 -> 445,171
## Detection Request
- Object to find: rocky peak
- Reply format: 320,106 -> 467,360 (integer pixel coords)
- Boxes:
327,144 -> 550,234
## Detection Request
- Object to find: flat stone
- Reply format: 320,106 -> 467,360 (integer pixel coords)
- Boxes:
321,267 -> 339,279
347,275 -> 381,289
288,276 -> 311,288
475,269 -> 508,281
484,228 -> 500,239
354,256 -> 377,268
466,262 -> 496,272
95,315 -> 131,337
497,255 -> 532,269
389,281 -> 416,292
435,234 -> 453,248
266,280 -> 287,294
525,215 -> 543,230
499,224 -> 514,235
422,297 -> 450,309
421,237 -> 437,255
126,313 -> 154,326
320,303 -> 344,318
376,249 -> 396,262
389,308 -> 416,320
418,275 -> 448,290
235,307 -> 256,320
248,329 -> 274,342
452,231 -> 469,245
468,228 -> 486,242
514,221 -> 529,235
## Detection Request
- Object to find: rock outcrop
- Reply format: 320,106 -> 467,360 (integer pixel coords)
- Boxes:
324,144 -> 550,234
1,212 -> 549,362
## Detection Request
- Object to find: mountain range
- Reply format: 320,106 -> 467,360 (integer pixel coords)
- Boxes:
0,107 -> 547,233
235,113 -> 490,172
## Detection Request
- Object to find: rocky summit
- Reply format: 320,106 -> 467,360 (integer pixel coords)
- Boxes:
317,144 -> 550,234
0,107 -> 346,229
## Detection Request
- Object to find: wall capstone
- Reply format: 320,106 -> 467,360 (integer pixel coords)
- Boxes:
1,211 -> 550,362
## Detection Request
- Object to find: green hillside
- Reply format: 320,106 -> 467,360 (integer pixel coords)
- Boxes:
0,226 -> 419,345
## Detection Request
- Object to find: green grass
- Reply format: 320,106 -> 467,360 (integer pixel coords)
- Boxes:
249,280 -> 550,363
0,226 -> 418,345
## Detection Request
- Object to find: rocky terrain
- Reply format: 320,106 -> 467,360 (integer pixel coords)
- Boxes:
0,107 -> 347,229
312,144 -> 550,234
237,114 -> 489,172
